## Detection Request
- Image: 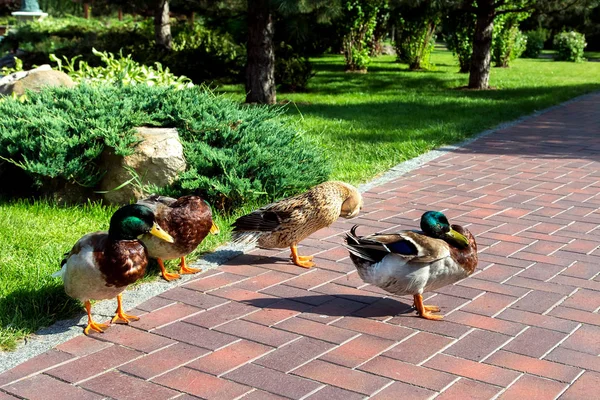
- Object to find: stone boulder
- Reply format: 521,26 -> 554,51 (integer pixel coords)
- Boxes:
0,66 -> 75,96
99,127 -> 187,204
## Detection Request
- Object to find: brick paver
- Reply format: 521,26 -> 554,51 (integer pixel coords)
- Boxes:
2,93 -> 600,398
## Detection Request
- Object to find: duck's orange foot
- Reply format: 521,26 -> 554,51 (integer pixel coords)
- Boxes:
413,294 -> 444,321
290,245 -> 316,269
179,257 -> 202,275
111,311 -> 139,324
84,320 -> 110,335
158,258 -> 180,281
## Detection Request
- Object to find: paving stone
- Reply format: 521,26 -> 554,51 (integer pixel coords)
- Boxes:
360,356 -> 456,391
510,290 -> 565,314
153,321 -> 238,350
559,371 -> 600,400
45,345 -> 141,383
384,331 -> 453,364
332,316 -> 414,341
275,317 -> 358,344
445,310 -> 525,336
443,329 -> 511,361
424,354 -> 521,387
293,359 -> 391,396
255,337 -> 334,372
159,287 -> 228,309
54,336 -> 112,357
215,319 -> 300,347
186,340 -> 272,376
485,350 -> 582,383
153,367 -> 252,399
544,347 -> 600,372
436,378 -> 501,400
498,374 -> 568,400
304,385 -> 366,400
119,342 -> 209,379
320,334 -> 395,368
560,324 -> 600,355
369,381 -> 436,400
225,363 -> 322,399
242,299 -> 312,326
90,323 -> 175,353
79,370 -> 179,400
2,374 -> 102,400
183,301 -> 257,328
0,350 -> 75,386
502,327 -> 568,358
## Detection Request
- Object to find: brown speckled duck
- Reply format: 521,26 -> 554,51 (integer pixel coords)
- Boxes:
138,195 -> 219,281
231,181 -> 363,268
345,211 -> 477,320
53,204 -> 174,335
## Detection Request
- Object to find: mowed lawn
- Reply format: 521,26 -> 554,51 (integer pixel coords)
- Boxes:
2,47 -> 600,350
222,48 -> 600,183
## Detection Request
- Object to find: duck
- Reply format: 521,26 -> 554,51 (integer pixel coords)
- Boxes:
231,181 -> 363,268
344,211 -> 477,320
137,195 -> 220,281
53,204 -> 174,335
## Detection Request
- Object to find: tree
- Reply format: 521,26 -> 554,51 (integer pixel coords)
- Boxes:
245,0 -> 275,103
154,0 -> 172,51
463,0 -> 586,89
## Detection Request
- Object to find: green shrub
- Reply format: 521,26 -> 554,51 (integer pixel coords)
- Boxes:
392,2 -> 440,71
522,28 -> 549,58
51,48 -> 193,89
0,84 -> 330,210
340,0 -> 383,72
1,17 -> 244,83
443,11 -> 475,73
492,11 -> 530,68
553,31 -> 587,62
275,42 -> 314,92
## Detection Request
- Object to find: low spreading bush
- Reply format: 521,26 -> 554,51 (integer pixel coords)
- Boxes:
0,84 -> 330,210
522,28 -> 549,58
553,31 -> 587,62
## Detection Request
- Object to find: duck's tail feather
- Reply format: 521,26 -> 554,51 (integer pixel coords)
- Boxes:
230,231 -> 262,246
231,210 -> 291,232
343,225 -> 389,263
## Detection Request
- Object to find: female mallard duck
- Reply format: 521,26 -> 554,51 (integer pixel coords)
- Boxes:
231,181 -> 363,268
53,204 -> 174,335
137,195 -> 220,281
344,211 -> 477,320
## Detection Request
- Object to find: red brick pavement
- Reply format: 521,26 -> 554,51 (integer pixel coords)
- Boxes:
2,93 -> 600,399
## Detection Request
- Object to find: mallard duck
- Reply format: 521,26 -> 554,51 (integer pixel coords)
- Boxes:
137,195 -> 219,281
231,181 -> 363,268
53,204 -> 174,335
344,211 -> 477,320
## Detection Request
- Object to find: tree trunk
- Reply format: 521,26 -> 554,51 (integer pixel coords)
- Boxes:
118,7 -> 123,21
468,1 -> 495,89
245,0 -> 276,104
154,0 -> 172,51
83,3 -> 90,19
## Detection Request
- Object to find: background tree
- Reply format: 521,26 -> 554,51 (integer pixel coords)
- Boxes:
338,0 -> 383,72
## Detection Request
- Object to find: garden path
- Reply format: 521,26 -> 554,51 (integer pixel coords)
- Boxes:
1,92 -> 600,399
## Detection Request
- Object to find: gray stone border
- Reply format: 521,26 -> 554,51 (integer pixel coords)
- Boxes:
0,90 -> 597,372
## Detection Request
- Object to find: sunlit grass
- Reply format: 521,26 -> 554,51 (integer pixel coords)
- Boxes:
220,49 -> 600,183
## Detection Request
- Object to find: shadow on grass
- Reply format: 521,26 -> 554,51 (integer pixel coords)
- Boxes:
0,285 -> 81,350
286,83 -> 600,160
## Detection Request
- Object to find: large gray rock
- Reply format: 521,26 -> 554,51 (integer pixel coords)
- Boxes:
0,66 -> 75,96
99,127 -> 187,204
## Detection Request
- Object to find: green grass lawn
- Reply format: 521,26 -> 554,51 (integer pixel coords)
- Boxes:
0,199 -> 242,350
3,47 -> 600,350
221,49 -> 600,183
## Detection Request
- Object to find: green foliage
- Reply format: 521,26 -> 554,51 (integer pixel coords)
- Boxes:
392,1 -> 441,71
50,48 -> 193,89
443,11 -> 475,73
553,31 -> 587,62
340,0 -> 383,71
522,28 -> 549,58
163,23 -> 245,83
0,56 -> 23,75
275,42 -> 314,92
0,84 -> 329,210
1,16 -> 244,83
492,11 -> 531,68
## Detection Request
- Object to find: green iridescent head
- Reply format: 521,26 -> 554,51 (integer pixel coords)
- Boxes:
108,204 -> 174,242
420,211 -> 469,248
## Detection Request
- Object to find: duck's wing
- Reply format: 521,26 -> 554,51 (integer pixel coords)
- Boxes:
345,226 -> 449,264
53,232 -> 106,279
137,195 -> 177,213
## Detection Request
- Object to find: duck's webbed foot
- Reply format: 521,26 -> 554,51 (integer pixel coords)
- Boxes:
413,294 -> 443,320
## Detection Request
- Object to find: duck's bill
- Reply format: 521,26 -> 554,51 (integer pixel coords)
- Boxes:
210,222 -> 220,235
446,228 -> 469,248
150,223 -> 175,243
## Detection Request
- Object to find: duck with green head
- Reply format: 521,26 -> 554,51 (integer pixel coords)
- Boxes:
345,211 -> 477,320
53,204 -> 174,335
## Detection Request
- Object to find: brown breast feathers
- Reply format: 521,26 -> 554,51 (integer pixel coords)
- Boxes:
156,196 -> 213,254
448,224 -> 478,274
95,236 -> 148,288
